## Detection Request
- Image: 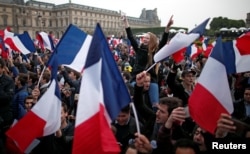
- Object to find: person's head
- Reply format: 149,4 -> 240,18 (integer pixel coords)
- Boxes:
173,139 -> 200,154
41,72 -> 51,85
142,33 -> 150,46
15,73 -> 28,87
192,125 -> 206,152
143,73 -> 151,91
24,95 -> 34,111
181,69 -> 196,86
146,32 -> 159,66
67,68 -> 81,80
156,97 -> 182,124
28,72 -> 39,85
116,105 -> 130,126
244,87 -> 250,103
61,102 -> 68,124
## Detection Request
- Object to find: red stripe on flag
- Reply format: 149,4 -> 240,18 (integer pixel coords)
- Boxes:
236,32 -> 250,55
6,111 -> 46,152
73,104 -> 120,154
189,83 -> 229,134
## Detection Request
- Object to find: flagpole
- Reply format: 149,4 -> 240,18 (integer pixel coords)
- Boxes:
37,66 -> 46,87
145,63 -> 157,73
130,102 -> 141,135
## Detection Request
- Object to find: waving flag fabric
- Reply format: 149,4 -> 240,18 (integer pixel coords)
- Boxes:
186,44 -> 203,60
154,18 -> 210,62
188,37 -> 234,134
6,57 -> 61,153
36,32 -> 55,51
222,32 -> 250,74
73,23 -> 131,154
4,31 -> 36,54
54,24 -> 92,72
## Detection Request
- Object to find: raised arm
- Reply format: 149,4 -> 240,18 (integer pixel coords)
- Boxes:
159,15 -> 174,50
122,16 -> 139,51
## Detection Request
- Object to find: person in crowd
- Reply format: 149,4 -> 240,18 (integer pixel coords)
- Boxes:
232,87 -> 250,125
112,105 -> 141,154
27,71 -> 39,94
55,102 -> 75,154
166,66 -> 197,138
172,138 -> 200,154
39,70 -> 51,96
216,89 -> 250,138
12,73 -> 29,120
24,95 -> 35,112
60,66 -> 81,110
126,98 -> 185,154
215,113 -> 250,138
0,58 -> 15,154
167,66 -> 196,106
122,15 -> 174,108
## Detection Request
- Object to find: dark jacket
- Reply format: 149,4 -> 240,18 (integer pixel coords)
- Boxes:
0,74 -> 15,127
166,72 -> 190,106
12,85 -> 28,120
133,84 -> 156,139
125,28 -> 169,82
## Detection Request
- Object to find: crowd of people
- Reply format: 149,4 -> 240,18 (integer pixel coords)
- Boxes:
0,15 -> 250,154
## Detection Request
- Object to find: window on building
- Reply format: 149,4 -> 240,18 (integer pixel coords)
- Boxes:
23,18 -> 26,26
65,18 -> 68,26
61,19 -> 63,26
49,20 -> 52,27
2,15 -> 8,26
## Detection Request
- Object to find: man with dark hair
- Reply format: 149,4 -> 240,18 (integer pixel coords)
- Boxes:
0,58 -> 15,153
173,139 -> 200,154
112,105 -> 140,154
12,73 -> 29,119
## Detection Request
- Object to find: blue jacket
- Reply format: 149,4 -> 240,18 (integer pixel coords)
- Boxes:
12,85 -> 28,120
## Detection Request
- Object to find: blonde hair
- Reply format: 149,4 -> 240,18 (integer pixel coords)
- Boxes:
146,32 -> 159,66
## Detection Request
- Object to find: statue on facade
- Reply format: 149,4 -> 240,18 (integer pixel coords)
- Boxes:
140,8 -> 146,19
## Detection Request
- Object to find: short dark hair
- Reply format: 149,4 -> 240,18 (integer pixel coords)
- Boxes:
25,95 -> 34,102
159,97 -> 182,115
120,105 -> 130,113
173,138 -> 200,154
18,73 -> 29,86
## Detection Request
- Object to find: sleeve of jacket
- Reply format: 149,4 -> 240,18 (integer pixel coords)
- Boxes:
133,85 -> 156,120
125,27 -> 139,51
134,85 -> 156,138
158,32 -> 169,50
166,71 -> 177,93
10,66 -> 19,79
152,126 -> 173,154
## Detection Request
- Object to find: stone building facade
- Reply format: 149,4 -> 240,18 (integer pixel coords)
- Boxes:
246,12 -> 250,28
0,0 -> 161,38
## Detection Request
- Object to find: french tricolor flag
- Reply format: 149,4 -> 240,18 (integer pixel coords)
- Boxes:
222,32 -> 250,74
36,32 -> 55,51
72,24 -> 131,154
186,44 -> 203,60
154,18 -> 210,63
188,37 -> 234,134
6,57 -> 61,153
4,30 -> 36,54
54,24 -> 92,72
